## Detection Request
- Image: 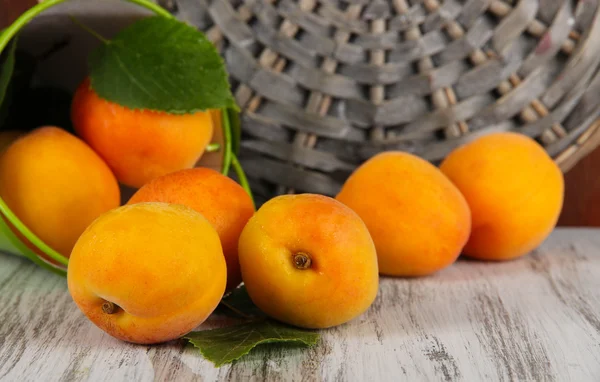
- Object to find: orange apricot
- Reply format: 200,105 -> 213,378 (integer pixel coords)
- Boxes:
71,78 -> 214,188
68,203 -> 227,344
336,152 -> 471,277
440,132 -> 564,260
238,194 -> 379,329
0,126 -> 120,257
127,168 -> 254,291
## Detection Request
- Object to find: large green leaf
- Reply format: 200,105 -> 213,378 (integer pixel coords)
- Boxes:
186,320 -> 320,367
89,16 -> 236,114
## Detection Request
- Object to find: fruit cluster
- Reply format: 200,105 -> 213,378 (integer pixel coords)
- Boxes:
0,78 -> 564,345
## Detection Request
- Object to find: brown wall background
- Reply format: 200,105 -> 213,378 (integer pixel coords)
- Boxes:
2,1 -> 599,226
0,0 -> 37,29
558,149 -> 600,226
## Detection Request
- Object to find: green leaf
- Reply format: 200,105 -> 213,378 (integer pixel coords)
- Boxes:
89,16 -> 236,114
0,38 -> 17,127
186,320 -> 320,367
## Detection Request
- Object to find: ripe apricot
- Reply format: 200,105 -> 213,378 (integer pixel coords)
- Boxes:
0,126 -> 120,257
336,152 -> 471,277
440,132 -> 564,260
68,203 -> 227,344
238,194 -> 379,329
127,168 -> 254,291
71,78 -> 214,188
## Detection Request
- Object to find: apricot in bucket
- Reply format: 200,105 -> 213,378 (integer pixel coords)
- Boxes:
71,78 -> 214,188
0,126 -> 120,258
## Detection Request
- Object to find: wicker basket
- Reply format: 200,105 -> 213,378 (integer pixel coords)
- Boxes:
176,0 -> 600,204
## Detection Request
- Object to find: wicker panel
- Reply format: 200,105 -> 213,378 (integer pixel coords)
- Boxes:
171,0 -> 600,204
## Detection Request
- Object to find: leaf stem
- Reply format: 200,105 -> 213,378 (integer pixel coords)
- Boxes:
69,16 -> 110,44
221,108 -> 233,175
206,143 -> 221,153
231,154 -> 255,209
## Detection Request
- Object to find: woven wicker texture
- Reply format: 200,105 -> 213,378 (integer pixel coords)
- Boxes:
171,0 -> 600,203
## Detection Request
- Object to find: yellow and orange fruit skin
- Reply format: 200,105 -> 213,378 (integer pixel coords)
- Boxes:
440,132 -> 564,261
238,194 -> 379,329
71,78 -> 214,188
128,167 -> 255,292
0,126 -> 120,258
336,152 -> 471,277
67,203 -> 227,345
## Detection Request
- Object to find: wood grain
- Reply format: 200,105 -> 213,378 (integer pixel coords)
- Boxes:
0,228 -> 599,381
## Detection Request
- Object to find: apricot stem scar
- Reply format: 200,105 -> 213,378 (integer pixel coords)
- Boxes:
293,252 -> 312,269
102,301 -> 119,315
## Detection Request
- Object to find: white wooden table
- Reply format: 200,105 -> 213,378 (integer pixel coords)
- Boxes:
1,228 -> 599,381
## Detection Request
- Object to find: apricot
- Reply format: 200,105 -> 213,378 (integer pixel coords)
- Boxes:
336,152 -> 471,277
127,168 -> 254,291
71,78 -> 214,188
238,194 -> 379,329
0,126 -> 120,257
440,132 -> 564,260
68,203 -> 227,344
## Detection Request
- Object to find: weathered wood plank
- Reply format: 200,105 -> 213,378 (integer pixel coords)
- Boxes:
1,229 -> 600,381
